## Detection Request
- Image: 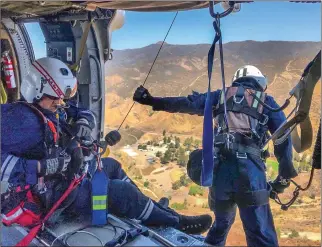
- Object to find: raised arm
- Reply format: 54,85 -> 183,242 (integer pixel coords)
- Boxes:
133,86 -> 220,116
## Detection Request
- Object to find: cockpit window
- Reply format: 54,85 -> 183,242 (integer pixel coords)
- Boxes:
24,22 -> 46,59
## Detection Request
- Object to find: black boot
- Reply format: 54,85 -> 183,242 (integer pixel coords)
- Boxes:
158,197 -> 169,208
176,214 -> 212,235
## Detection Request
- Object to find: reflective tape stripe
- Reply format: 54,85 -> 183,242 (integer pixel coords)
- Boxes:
122,176 -> 131,183
141,201 -> 154,221
137,199 -> 154,221
1,155 -> 19,182
93,204 -> 107,210
2,207 -> 23,221
93,195 -> 107,201
252,91 -> 262,109
1,155 -> 13,175
92,195 -> 107,210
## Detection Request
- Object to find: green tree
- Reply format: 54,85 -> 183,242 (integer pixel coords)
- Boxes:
189,185 -> 204,196
179,174 -> 189,187
156,151 -> 162,158
172,181 -> 181,190
177,147 -> 188,167
183,137 -> 194,150
168,143 -> 175,149
167,137 -> 171,143
193,139 -> 201,148
144,181 -> 149,188
163,130 -> 166,136
163,136 -> 167,144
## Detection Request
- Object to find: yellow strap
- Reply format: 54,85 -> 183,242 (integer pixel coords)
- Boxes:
69,19 -> 94,72
0,81 -> 8,104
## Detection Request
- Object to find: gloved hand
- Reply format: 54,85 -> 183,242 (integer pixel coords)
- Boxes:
74,118 -> 93,139
105,130 -> 121,146
65,138 -> 84,177
269,176 -> 291,198
39,155 -> 71,177
133,86 -> 154,106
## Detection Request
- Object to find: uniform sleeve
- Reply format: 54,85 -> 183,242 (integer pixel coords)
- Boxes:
1,153 -> 39,186
65,100 -> 97,129
266,96 -> 298,179
152,90 -> 221,116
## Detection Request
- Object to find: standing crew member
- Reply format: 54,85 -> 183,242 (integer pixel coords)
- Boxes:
133,65 -> 297,246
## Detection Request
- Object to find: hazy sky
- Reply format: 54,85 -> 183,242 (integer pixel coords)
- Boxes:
25,1 -> 320,58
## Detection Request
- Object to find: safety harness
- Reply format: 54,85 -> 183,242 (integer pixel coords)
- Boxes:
0,102 -> 86,246
213,86 -> 268,159
201,1 -> 321,212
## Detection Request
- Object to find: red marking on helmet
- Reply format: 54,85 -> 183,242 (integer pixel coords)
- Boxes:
32,61 -> 64,98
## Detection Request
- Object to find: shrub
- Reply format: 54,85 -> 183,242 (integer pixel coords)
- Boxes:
172,181 -> 181,190
189,185 -> 204,196
144,181 -> 149,188
171,200 -> 187,210
289,229 -> 299,238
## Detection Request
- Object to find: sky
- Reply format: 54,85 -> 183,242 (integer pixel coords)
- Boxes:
25,1 -> 320,58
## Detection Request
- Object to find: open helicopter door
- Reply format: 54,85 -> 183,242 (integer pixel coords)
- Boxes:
1,9 -> 125,141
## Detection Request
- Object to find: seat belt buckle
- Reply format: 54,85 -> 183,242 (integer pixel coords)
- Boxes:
259,114 -> 269,125
236,152 -> 247,159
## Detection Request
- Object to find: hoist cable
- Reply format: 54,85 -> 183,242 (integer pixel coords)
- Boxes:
117,11 -> 179,131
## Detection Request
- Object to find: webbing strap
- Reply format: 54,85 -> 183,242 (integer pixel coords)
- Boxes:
69,20 -> 94,72
15,176 -> 84,247
269,51 -> 321,152
201,18 -> 221,187
214,100 -> 265,122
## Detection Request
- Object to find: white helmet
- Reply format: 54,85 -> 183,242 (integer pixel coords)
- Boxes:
21,57 -> 77,103
232,65 -> 267,91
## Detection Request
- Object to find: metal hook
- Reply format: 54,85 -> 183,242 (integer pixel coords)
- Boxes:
209,1 -> 235,19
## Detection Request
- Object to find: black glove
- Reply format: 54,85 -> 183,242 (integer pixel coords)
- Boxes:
65,138 -> 84,178
74,118 -> 92,139
39,155 -> 71,177
269,176 -> 291,198
105,130 -> 121,146
133,86 -> 154,106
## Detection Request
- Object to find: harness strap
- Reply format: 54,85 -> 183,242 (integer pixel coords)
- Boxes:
15,176 -> 84,247
230,143 -> 262,157
214,102 -> 267,123
69,20 -> 94,72
268,51 -> 321,152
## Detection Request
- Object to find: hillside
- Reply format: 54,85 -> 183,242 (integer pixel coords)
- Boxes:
104,41 -> 321,151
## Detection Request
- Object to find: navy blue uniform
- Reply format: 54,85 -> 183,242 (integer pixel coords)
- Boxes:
150,82 -> 297,246
1,101 -> 180,228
